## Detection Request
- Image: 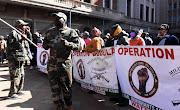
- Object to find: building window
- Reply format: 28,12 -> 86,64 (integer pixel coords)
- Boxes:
151,8 -> 154,23
168,16 -> 172,23
146,6 -> 149,22
173,16 -> 177,22
178,16 -> 180,22
179,2 -> 180,8
174,3 -> 177,9
127,0 -> 131,17
140,4 -> 144,20
152,0 -> 154,3
105,0 -> 110,8
84,0 -> 90,3
169,4 -> 172,10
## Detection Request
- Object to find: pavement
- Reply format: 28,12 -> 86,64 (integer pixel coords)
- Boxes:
0,60 -> 136,110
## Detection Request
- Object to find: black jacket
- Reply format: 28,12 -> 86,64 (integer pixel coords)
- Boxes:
105,30 -> 129,47
153,35 -> 179,45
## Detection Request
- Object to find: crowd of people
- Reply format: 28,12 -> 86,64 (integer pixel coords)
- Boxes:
77,23 -> 179,54
0,11 -> 179,110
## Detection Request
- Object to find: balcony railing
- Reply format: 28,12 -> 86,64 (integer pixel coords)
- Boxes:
0,0 -> 125,21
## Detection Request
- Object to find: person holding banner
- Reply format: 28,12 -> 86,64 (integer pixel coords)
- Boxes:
105,24 -> 129,106
105,24 -> 129,47
129,28 -> 146,46
6,20 -> 33,99
141,32 -> 153,45
153,24 -> 179,45
84,27 -> 103,52
82,31 -> 91,45
30,32 -> 42,70
43,12 -> 80,110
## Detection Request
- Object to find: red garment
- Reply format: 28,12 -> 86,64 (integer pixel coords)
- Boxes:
129,37 -> 145,46
83,38 -> 91,45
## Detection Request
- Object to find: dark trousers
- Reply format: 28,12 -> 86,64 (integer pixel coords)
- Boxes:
30,52 -> 37,66
0,51 -> 4,63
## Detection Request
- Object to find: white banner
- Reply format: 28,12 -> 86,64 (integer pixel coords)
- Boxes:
72,47 -> 119,95
37,43 -> 50,74
115,46 -> 180,110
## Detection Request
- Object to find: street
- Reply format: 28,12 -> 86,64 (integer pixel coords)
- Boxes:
0,60 -> 136,110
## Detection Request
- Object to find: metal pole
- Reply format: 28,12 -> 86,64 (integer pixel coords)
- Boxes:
69,8 -> 72,28
0,18 -> 38,48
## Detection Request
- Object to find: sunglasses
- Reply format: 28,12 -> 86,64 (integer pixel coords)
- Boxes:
158,28 -> 165,30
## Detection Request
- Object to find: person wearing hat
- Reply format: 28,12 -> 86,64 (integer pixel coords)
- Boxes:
102,33 -> 110,46
84,27 -> 103,52
82,31 -> 91,45
30,32 -> 43,70
6,19 -> 33,99
153,24 -> 179,45
0,35 -> 7,64
43,12 -> 80,110
129,28 -> 145,46
104,24 -> 129,106
105,24 -> 129,47
74,29 -> 86,52
141,32 -> 153,45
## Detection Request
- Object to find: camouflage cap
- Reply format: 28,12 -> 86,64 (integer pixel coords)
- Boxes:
158,24 -> 169,30
51,12 -> 67,22
15,20 -> 28,26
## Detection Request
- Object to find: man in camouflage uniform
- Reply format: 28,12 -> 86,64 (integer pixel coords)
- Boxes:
43,12 -> 80,110
6,20 -> 32,99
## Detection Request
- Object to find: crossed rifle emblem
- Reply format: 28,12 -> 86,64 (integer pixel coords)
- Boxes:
90,71 -> 110,83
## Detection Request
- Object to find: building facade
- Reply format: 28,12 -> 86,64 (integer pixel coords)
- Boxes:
0,0 -> 160,39
159,0 -> 180,38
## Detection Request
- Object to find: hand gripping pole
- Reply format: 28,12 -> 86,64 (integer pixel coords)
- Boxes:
0,18 -> 38,48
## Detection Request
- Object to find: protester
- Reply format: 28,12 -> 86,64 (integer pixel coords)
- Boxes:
104,24 -> 128,106
0,35 -> 7,64
141,32 -> 153,45
84,27 -> 103,52
153,24 -> 179,45
102,33 -> 110,47
39,33 -> 44,42
6,20 -> 32,99
82,31 -> 91,45
105,24 -> 129,47
129,28 -> 145,46
30,32 -> 42,70
43,12 -> 80,110
75,29 -> 86,52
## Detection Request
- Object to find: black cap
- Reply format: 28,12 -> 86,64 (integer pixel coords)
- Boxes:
111,24 -> 120,32
158,24 -> 169,30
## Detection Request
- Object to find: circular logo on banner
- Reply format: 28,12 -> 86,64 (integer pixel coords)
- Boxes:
76,59 -> 85,79
39,51 -> 48,66
129,61 -> 158,98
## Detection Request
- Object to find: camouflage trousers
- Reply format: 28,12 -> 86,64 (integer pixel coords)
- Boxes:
8,60 -> 24,97
47,59 -> 72,109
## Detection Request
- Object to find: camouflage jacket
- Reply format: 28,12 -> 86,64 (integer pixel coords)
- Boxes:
6,29 -> 33,61
43,26 -> 80,62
